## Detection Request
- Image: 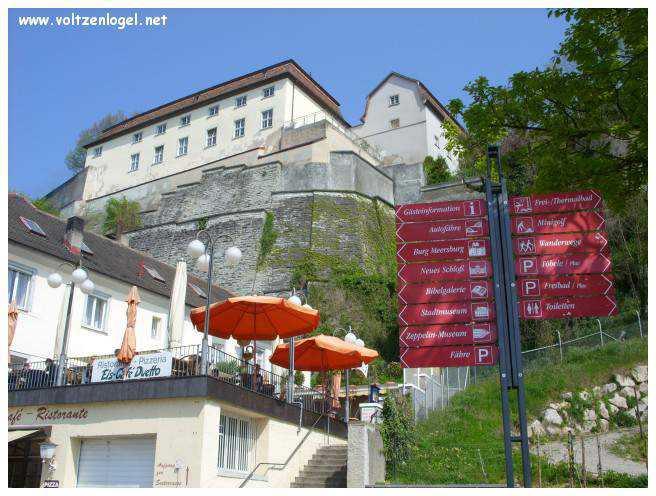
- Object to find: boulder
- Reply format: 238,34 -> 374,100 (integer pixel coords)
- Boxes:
582,420 -> 596,433
592,386 -> 602,398
631,365 -> 648,383
583,409 -> 597,421
602,383 -> 618,395
615,374 -> 636,388
549,402 -> 561,411
641,395 -> 647,406
637,401 -> 648,414
608,403 -> 619,415
598,401 -> 610,420
639,382 -> 648,395
546,425 -> 563,437
579,391 -> 591,402
543,408 -> 563,426
619,386 -> 639,399
608,393 -> 628,410
528,419 -> 546,438
561,391 -> 573,401
598,419 -> 610,432
558,401 -> 570,410
625,409 -> 637,419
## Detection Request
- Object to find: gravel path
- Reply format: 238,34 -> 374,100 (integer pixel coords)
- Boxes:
535,427 -> 647,477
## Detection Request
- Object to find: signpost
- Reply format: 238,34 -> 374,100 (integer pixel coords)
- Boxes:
510,190 -> 602,214
400,345 -> 498,368
397,238 -> 490,262
398,280 -> 492,304
397,260 -> 492,283
519,296 -> 618,319
517,274 -> 615,298
398,301 -> 495,326
515,252 -> 612,276
396,217 -> 489,242
512,232 -> 608,255
511,211 -> 605,235
399,323 -> 498,347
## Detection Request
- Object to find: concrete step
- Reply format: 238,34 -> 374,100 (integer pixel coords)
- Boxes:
292,476 -> 347,488
299,466 -> 346,476
309,454 -> 348,463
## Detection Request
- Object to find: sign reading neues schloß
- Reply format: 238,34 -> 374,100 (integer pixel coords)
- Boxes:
91,351 -> 173,383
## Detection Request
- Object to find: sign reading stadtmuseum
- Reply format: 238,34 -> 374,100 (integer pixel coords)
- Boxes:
91,351 -> 173,383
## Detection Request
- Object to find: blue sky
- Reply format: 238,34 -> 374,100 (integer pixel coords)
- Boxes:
9,8 -> 568,198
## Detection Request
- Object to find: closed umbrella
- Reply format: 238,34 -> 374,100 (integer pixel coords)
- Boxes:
117,286 -> 140,364
168,261 -> 187,348
8,302 -> 18,363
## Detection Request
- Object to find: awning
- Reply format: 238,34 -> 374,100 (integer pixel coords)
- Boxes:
8,429 -> 39,443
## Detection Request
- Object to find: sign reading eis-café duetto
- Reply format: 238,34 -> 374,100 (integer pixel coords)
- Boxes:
510,190 -> 618,320
396,199 -> 498,368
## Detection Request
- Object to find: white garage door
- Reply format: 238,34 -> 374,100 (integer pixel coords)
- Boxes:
77,437 -> 156,488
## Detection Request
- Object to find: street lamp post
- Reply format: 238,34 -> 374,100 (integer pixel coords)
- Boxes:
187,231 -> 241,375
338,326 -> 367,424
47,262 -> 95,386
286,288 -> 313,403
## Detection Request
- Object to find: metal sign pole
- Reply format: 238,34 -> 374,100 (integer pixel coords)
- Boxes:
484,160 -> 515,487
490,146 -> 532,487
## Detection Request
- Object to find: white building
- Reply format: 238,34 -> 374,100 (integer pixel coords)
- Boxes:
8,192 -> 236,364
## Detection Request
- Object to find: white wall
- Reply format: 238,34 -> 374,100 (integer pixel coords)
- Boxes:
424,107 -> 459,172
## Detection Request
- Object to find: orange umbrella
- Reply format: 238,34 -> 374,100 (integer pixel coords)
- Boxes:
117,286 -> 140,364
269,334 -> 379,372
190,296 -> 320,340
8,302 -> 18,363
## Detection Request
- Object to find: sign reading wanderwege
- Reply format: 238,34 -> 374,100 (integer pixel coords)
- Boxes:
91,351 -> 173,383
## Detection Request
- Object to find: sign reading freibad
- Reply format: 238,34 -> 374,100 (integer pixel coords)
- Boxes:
91,351 -> 173,383
399,323 -> 498,347
400,345 -> 498,368
517,274 -> 614,298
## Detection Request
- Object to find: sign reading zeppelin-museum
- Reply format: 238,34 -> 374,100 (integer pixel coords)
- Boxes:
398,280 -> 492,304
399,323 -> 498,347
91,351 -> 173,383
395,199 -> 486,222
398,301 -> 495,326
400,345 -> 498,368
511,211 -> 606,235
396,238 -> 490,263
396,217 -> 489,242
517,275 -> 615,298
397,260 -> 492,283
512,232 -> 609,255
519,296 -> 618,319
515,252 -> 612,277
510,190 -> 602,215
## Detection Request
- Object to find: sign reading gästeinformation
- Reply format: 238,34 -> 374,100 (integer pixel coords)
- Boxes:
91,351 -> 173,383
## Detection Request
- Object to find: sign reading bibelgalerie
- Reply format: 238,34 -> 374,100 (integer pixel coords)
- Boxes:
91,351 -> 173,383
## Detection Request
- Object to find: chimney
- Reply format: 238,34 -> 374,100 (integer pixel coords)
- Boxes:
64,216 -> 85,255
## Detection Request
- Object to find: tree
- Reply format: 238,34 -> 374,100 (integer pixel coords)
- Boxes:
102,197 -> 142,239
251,211 -> 278,293
443,8 -> 647,211
32,197 -> 60,217
422,155 -> 455,185
65,111 -> 127,172
380,393 -> 415,476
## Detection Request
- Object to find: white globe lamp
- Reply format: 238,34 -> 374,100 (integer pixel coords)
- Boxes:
197,253 -> 210,272
344,332 -> 357,344
225,246 -> 242,267
80,278 -> 95,295
288,295 -> 302,306
47,272 -> 63,289
187,239 -> 206,259
71,267 -> 88,285
355,338 -> 364,348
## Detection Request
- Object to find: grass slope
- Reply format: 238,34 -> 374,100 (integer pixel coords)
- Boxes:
391,338 -> 648,487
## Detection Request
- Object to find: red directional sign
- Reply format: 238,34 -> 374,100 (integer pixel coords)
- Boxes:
515,252 -> 612,277
398,260 -> 493,283
399,323 -> 498,347
397,238 -> 490,263
396,217 -> 489,242
398,280 -> 492,304
519,295 -> 618,319
511,211 -> 605,236
517,275 -> 615,298
513,232 -> 609,256
395,199 -> 486,223
510,190 -> 602,215
400,345 -> 498,368
398,301 -> 495,326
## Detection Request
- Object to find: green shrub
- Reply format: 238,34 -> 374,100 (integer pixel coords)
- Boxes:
380,393 -> 415,477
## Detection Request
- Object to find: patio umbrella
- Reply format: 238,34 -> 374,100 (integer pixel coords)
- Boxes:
168,260 -> 187,348
117,286 -> 140,364
8,302 -> 18,363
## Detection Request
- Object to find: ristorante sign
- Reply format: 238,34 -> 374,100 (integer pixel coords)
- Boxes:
91,351 -> 173,383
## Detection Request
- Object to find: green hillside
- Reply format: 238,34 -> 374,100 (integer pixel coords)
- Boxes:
391,338 -> 648,487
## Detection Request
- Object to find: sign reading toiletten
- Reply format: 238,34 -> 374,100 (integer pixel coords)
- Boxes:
91,351 -> 173,383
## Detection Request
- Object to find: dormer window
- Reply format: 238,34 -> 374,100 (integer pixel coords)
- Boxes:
19,217 -> 47,237
155,123 -> 167,136
208,105 -> 219,117
235,95 -> 247,108
263,86 -> 275,98
389,94 -> 400,106
180,115 -> 191,127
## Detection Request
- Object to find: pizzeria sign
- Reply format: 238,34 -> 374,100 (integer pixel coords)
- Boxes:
91,351 -> 173,383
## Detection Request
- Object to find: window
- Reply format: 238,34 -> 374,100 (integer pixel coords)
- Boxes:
177,137 -> 189,156
206,128 -> 217,148
218,414 -> 256,473
261,109 -> 273,129
151,316 -> 162,339
234,119 -> 245,139
145,266 -> 166,283
180,115 -> 191,127
81,241 -> 94,255
263,86 -> 275,98
189,283 -> 207,298
153,145 -> 164,165
83,293 -> 109,331
8,264 -> 33,310
235,95 -> 247,108
132,132 -> 143,144
208,105 -> 219,117
389,94 -> 400,106
19,217 -> 47,237
92,146 -> 102,158
390,118 -> 400,129
155,123 -> 167,135
130,153 -> 140,172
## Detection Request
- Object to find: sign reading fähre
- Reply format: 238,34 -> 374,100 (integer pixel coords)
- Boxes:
91,351 -> 173,383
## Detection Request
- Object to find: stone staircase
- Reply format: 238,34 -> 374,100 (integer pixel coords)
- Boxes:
290,444 -> 348,488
